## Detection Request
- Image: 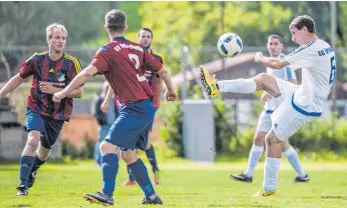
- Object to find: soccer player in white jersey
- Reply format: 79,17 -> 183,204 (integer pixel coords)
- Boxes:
200,15 -> 335,196
230,35 -> 309,184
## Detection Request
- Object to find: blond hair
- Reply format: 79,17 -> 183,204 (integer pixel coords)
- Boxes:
46,23 -> 68,42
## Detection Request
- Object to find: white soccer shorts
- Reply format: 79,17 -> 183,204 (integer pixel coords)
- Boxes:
270,78 -> 312,141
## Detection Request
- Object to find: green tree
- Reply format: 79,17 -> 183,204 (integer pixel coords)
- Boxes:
137,2 -> 292,74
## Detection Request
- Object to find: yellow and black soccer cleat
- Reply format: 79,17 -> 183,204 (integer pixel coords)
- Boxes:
199,66 -> 220,95
253,187 -> 279,197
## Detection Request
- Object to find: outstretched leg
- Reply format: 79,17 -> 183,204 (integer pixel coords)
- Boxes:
200,66 -> 281,98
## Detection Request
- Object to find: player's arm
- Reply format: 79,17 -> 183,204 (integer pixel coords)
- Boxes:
100,85 -> 114,113
39,82 -> 83,98
255,52 -> 290,69
1,53 -> 37,98
0,73 -> 25,98
157,66 -> 178,101
153,75 -> 163,109
53,65 -> 98,102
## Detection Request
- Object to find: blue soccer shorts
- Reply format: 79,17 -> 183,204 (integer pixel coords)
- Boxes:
105,100 -> 155,151
26,108 -> 64,149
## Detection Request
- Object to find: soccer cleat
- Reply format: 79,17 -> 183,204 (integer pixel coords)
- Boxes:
199,66 -> 220,95
153,170 -> 160,185
253,187 -> 279,197
83,192 -> 114,206
28,170 -> 38,188
122,180 -> 137,186
16,185 -> 28,196
294,174 -> 310,183
230,173 -> 253,183
142,194 -> 163,205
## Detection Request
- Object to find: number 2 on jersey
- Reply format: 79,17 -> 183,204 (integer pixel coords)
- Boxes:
329,56 -> 336,85
128,54 -> 146,82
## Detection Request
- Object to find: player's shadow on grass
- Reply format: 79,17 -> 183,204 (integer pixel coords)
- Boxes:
12,204 -> 32,208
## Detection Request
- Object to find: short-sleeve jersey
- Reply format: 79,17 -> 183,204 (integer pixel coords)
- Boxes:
284,39 -> 336,116
91,37 -> 163,106
19,52 -> 81,120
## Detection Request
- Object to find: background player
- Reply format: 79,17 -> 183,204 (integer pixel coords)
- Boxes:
0,23 -> 83,196
53,9 -> 178,206
230,35 -> 309,183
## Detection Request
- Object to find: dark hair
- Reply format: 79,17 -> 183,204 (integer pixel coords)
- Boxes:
138,27 -> 153,38
105,9 -> 127,33
290,15 -> 316,33
268,34 -> 283,43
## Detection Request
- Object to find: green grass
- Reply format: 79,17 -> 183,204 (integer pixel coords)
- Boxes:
0,159 -> 347,208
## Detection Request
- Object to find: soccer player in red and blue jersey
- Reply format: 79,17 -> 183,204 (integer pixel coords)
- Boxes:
0,23 -> 83,196
53,10 -> 177,206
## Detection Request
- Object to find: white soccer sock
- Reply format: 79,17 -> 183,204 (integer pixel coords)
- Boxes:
283,146 -> 306,177
263,157 -> 281,192
243,144 -> 264,177
217,78 -> 256,93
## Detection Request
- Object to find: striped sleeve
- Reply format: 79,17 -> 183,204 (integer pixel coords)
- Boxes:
64,54 -> 82,74
64,54 -> 82,83
19,52 -> 37,79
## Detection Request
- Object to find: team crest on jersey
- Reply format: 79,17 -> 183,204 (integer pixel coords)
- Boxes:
57,73 -> 65,82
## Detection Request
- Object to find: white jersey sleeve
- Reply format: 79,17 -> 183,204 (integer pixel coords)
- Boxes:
284,41 -> 316,70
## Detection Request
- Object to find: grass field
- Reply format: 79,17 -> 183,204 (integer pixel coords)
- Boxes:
0,159 -> 347,208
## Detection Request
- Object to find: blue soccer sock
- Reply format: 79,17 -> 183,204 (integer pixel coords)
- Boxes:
128,158 -> 155,198
145,145 -> 159,173
127,166 -> 135,182
101,153 -> 119,197
30,155 -> 45,176
19,156 -> 35,187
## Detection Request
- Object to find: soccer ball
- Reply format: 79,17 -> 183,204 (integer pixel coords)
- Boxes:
217,33 -> 243,57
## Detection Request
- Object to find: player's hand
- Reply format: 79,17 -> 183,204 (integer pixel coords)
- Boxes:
53,91 -> 67,103
153,102 -> 160,110
100,100 -> 110,113
166,90 -> 178,101
40,82 -> 56,94
261,91 -> 272,104
254,52 -> 264,63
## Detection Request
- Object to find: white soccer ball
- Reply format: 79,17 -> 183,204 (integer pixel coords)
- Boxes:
217,33 -> 243,57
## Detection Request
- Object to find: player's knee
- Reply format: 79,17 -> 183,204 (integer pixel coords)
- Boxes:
255,73 -> 268,89
121,150 -> 138,165
100,141 -> 118,155
146,143 -> 152,150
253,133 -> 265,146
36,146 -> 51,160
26,134 -> 40,150
281,141 -> 290,152
265,131 -> 281,147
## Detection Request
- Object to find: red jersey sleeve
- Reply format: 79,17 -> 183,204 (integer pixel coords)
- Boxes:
144,50 -> 163,73
19,53 -> 37,79
91,46 -> 111,74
